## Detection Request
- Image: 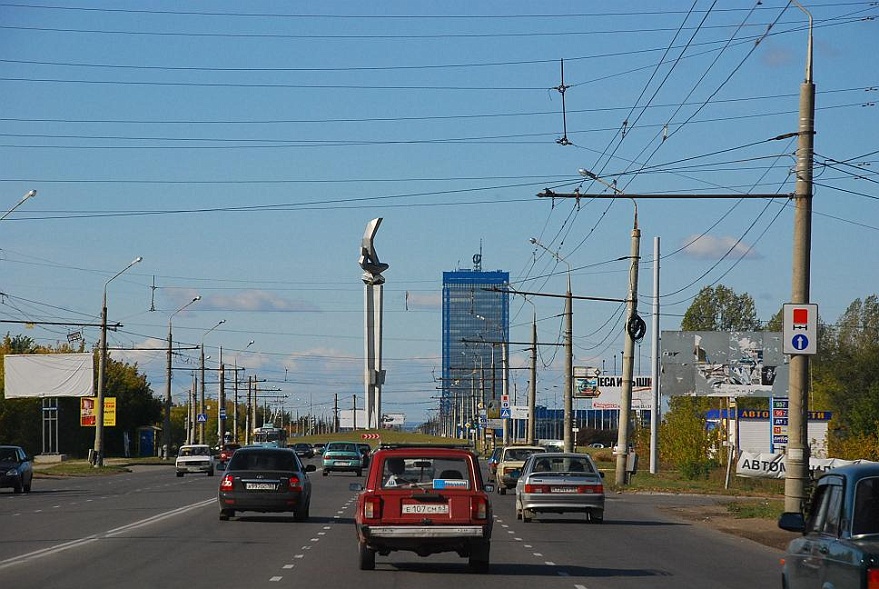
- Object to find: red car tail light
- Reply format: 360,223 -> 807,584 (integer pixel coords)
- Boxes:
220,474 -> 234,491
524,483 -> 550,493
577,483 -> 604,494
471,496 -> 489,520
288,476 -> 302,492
868,567 -> 879,589
363,496 -> 382,519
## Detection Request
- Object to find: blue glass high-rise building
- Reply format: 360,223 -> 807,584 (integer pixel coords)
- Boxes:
441,268 -> 509,436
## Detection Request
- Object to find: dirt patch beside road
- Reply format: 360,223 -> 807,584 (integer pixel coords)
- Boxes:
659,501 -> 800,551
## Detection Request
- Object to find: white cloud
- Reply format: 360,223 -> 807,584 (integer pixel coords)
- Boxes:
681,235 -> 762,260
405,291 -> 442,310
204,290 -> 320,313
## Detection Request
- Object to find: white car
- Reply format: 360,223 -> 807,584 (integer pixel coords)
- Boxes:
175,444 -> 215,477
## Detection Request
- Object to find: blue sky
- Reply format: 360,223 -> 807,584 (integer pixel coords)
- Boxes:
1,1 -> 877,426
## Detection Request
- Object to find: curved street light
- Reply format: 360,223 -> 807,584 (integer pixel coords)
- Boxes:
163,296 -> 200,460
93,256 -> 143,466
1,189 -> 36,221
198,319 -> 226,444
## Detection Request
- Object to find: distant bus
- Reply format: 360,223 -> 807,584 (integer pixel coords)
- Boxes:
253,425 -> 288,448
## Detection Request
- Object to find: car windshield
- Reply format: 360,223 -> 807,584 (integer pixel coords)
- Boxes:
506,448 -> 542,461
531,456 -> 595,475
382,456 -> 470,489
0,448 -> 18,462
179,446 -> 209,457
229,451 -> 298,471
327,443 -> 357,453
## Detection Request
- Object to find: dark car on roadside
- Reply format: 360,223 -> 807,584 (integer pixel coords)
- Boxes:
350,444 -> 494,572
0,445 -> 33,494
779,462 -> 879,589
218,446 -> 315,521
292,442 -> 315,459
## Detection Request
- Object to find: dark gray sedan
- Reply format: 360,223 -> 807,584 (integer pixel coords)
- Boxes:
779,462 -> 879,589
0,445 -> 33,494
218,446 -> 315,521
514,452 -> 604,523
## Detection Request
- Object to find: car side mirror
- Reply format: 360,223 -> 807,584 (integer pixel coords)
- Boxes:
304,464 -> 317,472
778,511 -> 806,533
484,483 -> 495,493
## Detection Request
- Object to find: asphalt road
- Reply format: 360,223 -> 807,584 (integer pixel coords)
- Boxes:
0,459 -> 782,589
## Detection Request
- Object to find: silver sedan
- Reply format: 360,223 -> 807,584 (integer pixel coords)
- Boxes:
514,452 -> 605,523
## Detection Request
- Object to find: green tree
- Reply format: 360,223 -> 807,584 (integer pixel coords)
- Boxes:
681,285 -> 761,331
816,296 -> 879,453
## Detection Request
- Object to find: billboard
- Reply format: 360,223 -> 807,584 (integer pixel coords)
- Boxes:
577,375 -> 655,410
4,353 -> 95,398
81,397 -> 116,427
661,331 -> 784,397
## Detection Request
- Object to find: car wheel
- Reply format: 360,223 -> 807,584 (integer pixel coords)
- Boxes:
499,486 -> 506,495
207,469 -> 214,476
23,476 -> 32,493
522,509 -> 533,523
322,470 -> 329,476
13,481 -> 22,494
590,511 -> 604,524
515,508 -> 522,520
176,472 -> 184,477
468,541 -> 490,573
294,499 -> 310,522
219,509 -> 234,521
358,541 -> 376,570
356,469 -> 362,477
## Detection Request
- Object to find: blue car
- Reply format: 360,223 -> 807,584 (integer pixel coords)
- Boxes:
0,445 -> 33,494
322,441 -> 363,476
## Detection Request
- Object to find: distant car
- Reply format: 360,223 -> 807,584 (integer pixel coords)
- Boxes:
0,445 -> 33,494
495,445 -> 547,494
779,462 -> 879,589
175,444 -> 215,477
322,441 -> 364,476
515,452 -> 605,523
589,443 -> 606,449
218,446 -> 316,521
218,443 -> 241,469
350,445 -> 494,572
292,443 -> 315,459
487,447 -> 503,481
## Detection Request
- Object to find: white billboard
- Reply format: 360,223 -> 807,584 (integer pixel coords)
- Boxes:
4,353 -> 95,398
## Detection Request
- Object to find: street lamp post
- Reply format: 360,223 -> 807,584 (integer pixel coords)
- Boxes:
530,237 -> 574,452
199,320 -> 226,444
232,340 -> 254,443
164,296 -> 200,460
2,190 -> 37,220
93,256 -> 142,467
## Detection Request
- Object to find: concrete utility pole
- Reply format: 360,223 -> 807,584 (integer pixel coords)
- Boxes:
615,212 -> 641,487
528,312 -> 538,445
530,237 -> 574,452
786,0 -> 815,513
164,296 -> 200,459
94,255 -> 142,466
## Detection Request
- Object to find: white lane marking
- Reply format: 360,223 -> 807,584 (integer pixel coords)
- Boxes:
282,564 -> 294,569
545,561 -> 555,566
269,576 -> 283,582
0,498 -> 215,570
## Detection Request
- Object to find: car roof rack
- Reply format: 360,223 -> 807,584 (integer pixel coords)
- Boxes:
375,443 -> 472,450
